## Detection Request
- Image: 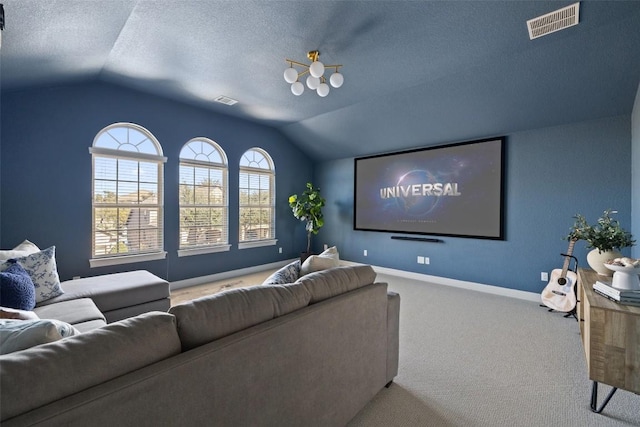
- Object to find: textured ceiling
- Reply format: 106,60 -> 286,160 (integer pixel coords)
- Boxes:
2,1 -> 640,161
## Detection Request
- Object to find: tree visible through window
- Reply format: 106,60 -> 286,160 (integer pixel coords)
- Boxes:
179,138 -> 229,252
90,123 -> 166,266
239,148 -> 275,246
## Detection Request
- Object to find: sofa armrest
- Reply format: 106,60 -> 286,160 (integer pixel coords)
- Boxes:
386,290 -> 400,384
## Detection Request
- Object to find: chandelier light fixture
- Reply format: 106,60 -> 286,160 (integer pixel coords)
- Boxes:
283,50 -> 344,97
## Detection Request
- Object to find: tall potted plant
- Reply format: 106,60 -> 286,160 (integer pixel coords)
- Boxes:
567,209 -> 635,275
289,183 -> 326,258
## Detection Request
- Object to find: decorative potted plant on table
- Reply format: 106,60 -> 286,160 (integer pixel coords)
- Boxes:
567,209 -> 635,276
289,183 -> 326,261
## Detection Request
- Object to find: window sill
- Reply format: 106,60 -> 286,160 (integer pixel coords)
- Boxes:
238,239 -> 278,250
177,244 -> 232,257
89,251 -> 167,268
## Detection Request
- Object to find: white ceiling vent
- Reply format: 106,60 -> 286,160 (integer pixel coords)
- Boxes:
213,95 -> 238,106
527,2 -> 580,40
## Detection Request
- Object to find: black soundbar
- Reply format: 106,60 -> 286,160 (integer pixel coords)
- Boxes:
391,236 -> 444,243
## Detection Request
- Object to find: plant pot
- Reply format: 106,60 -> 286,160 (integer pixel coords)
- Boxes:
300,252 -> 313,263
586,249 -> 622,276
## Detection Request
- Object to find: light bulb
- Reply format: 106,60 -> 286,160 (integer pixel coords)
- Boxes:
317,83 -> 330,97
284,67 -> 298,84
306,75 -> 320,90
291,81 -> 304,96
309,61 -> 325,78
330,72 -> 344,88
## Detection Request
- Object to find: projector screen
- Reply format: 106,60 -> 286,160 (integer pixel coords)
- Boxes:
354,137 -> 505,240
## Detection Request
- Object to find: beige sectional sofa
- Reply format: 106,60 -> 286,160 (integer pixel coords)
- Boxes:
0,265 -> 400,427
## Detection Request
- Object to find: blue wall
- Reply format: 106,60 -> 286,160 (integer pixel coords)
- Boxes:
1,80 -> 635,293
0,81 -> 313,281
315,115 -> 633,293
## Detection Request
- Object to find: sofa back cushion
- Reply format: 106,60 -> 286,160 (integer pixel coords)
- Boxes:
295,264 -> 377,304
169,283 -> 311,351
0,311 -> 180,421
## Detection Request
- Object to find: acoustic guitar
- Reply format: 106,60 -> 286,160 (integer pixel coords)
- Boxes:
541,239 -> 578,312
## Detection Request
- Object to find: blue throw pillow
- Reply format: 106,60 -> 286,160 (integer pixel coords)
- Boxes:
0,262 -> 36,310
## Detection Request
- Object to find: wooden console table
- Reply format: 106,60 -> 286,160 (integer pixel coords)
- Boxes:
577,268 -> 640,412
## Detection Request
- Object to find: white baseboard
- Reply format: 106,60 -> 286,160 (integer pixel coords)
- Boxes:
170,258 -> 296,291
171,258 -> 540,303
340,260 -> 540,303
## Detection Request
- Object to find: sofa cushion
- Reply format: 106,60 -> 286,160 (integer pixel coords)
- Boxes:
169,283 -> 311,350
40,270 -> 170,313
72,318 -> 108,333
0,311 -> 181,421
0,262 -> 36,310
33,298 -> 106,325
262,260 -> 301,285
295,264 -> 377,304
0,240 -> 40,261
101,298 -> 171,324
1,246 -> 63,303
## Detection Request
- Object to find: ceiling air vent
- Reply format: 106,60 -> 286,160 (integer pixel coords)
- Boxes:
527,2 -> 580,40
213,95 -> 238,106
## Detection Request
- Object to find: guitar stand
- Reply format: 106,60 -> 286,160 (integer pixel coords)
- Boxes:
541,305 -> 578,321
562,253 -> 579,321
563,308 -> 578,321
540,253 -> 579,321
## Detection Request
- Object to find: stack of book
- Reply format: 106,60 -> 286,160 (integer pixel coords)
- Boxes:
593,279 -> 640,306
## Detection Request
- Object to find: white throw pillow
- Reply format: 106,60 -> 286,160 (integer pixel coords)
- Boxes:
0,240 -> 41,261
0,319 -> 79,354
0,307 -> 40,320
0,246 -> 63,303
319,246 -> 339,260
300,254 -> 340,276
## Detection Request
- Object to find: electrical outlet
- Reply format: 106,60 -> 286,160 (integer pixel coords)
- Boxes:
417,256 -> 425,264
324,244 -> 328,250
363,249 -> 368,256
278,247 -> 282,254
424,257 -> 430,265
541,272 -> 549,282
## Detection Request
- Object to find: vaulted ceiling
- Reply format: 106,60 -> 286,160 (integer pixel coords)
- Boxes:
2,1 -> 640,161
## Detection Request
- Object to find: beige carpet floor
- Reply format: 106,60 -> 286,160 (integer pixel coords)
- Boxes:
347,273 -> 639,426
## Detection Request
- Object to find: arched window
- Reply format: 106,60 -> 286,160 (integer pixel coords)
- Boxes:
89,123 -> 167,267
178,138 -> 230,256
238,148 -> 277,248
